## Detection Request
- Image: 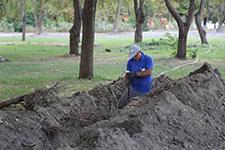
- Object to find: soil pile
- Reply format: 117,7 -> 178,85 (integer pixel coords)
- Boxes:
0,63 -> 225,150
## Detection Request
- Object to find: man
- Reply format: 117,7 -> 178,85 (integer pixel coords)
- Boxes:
118,44 -> 154,109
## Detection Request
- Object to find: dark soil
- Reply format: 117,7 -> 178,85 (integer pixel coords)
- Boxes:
1,63 -> 225,150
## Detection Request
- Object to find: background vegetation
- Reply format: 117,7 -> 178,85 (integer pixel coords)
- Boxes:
0,0 -> 224,33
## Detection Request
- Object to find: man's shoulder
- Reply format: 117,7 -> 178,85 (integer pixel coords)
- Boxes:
143,54 -> 153,61
127,58 -> 135,66
128,58 -> 133,63
142,54 -> 154,68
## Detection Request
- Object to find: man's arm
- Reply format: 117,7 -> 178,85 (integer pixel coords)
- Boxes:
137,55 -> 154,77
136,69 -> 152,77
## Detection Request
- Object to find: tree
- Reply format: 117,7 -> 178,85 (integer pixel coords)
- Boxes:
164,0 -> 195,59
97,0 -> 115,22
44,0 -> 74,24
195,0 -> 208,44
69,0 -> 82,56
20,0 -> 26,41
32,0 -> 44,35
79,0 -> 98,79
134,0 -> 145,43
113,0 -> 122,32
216,2 -> 225,32
0,1 -> 5,19
207,0 -> 225,31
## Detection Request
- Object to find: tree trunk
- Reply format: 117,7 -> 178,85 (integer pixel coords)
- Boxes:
69,0 -> 82,56
134,0 -> 145,43
135,22 -> 143,43
216,17 -> 224,32
36,0 -> 43,35
37,15 -> 43,35
195,15 -> 208,44
22,15 -> 26,41
216,3 -> 225,32
195,0 -> 208,44
113,0 -> 122,32
177,27 -> 188,58
79,0 -> 97,79
32,0 -> 43,35
164,0 -> 195,59
32,0 -> 38,32
20,0 -> 26,41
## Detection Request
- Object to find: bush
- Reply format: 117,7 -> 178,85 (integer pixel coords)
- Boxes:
128,16 -> 136,28
95,21 -> 134,33
25,12 -> 36,26
0,15 -> 36,32
44,19 -> 72,32
0,17 -> 134,33
188,49 -> 198,59
53,22 -> 72,32
160,33 -> 178,49
95,21 -> 113,32
116,22 -> 134,32
0,17 -> 14,32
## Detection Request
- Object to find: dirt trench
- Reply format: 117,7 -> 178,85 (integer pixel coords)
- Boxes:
0,63 -> 225,150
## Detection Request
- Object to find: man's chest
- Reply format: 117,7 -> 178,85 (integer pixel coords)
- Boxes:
130,61 -> 146,72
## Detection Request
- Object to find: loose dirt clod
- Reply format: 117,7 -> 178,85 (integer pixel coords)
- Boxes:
0,63 -> 225,149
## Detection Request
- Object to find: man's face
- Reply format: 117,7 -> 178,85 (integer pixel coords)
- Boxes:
134,51 -> 141,60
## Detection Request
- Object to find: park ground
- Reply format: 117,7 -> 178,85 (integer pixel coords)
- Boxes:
0,31 -> 225,100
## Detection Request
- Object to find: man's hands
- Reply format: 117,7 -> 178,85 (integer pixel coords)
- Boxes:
126,72 -> 137,80
125,69 -> 152,81
136,69 -> 152,77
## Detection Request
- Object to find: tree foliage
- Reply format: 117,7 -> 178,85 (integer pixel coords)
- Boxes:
1,0 -> 224,32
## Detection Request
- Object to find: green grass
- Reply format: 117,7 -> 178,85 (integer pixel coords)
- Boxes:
0,35 -> 225,100
0,36 -> 68,44
0,45 -> 69,61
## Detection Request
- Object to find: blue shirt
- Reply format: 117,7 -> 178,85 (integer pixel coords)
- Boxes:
127,52 -> 154,93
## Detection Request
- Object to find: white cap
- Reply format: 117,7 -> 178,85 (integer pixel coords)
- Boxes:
129,44 -> 141,59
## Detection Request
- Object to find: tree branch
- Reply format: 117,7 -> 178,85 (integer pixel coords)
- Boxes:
196,0 -> 206,16
186,0 -> 196,27
140,0 -> 145,7
164,0 -> 184,27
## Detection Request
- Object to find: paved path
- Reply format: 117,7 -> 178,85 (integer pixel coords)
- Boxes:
0,31 -> 224,38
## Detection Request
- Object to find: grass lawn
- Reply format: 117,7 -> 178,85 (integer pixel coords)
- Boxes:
0,34 -> 225,100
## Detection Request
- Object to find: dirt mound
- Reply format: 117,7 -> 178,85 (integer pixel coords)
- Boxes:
1,63 -> 225,149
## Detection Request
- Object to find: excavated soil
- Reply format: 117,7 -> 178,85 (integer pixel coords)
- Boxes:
0,63 -> 225,150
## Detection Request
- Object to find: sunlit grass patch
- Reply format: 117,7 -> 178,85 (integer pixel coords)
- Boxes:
0,35 -> 225,100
